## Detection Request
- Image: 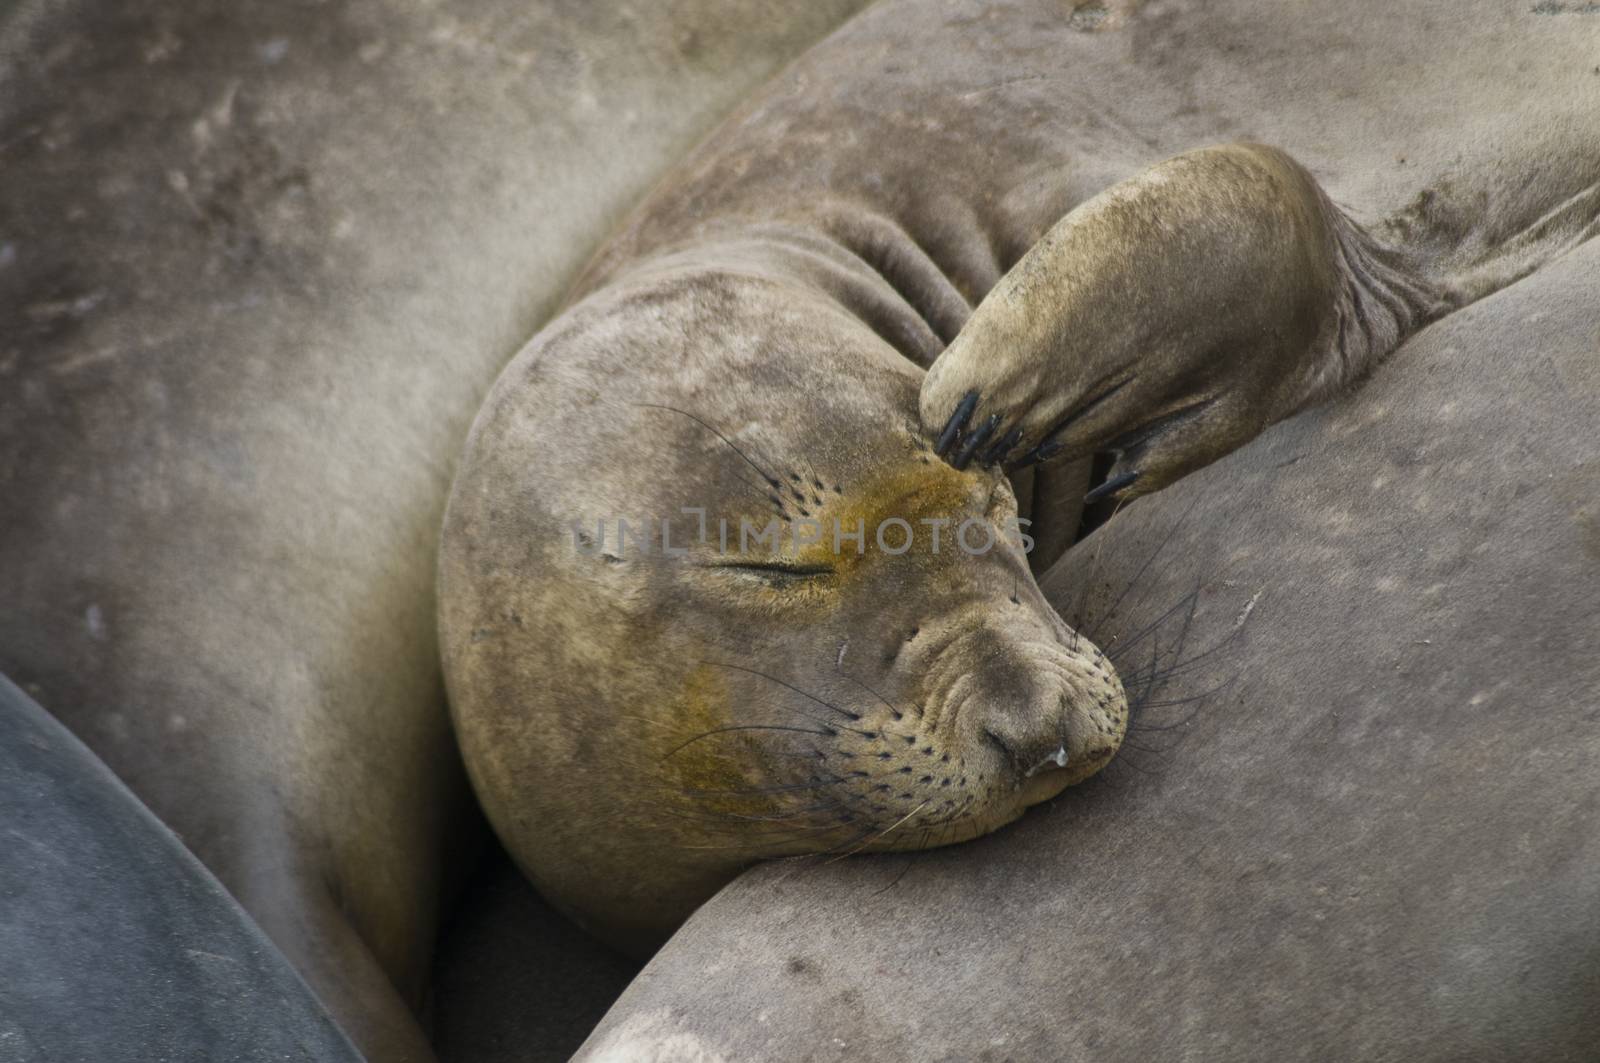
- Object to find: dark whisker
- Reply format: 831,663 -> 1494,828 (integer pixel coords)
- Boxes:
699,659 -> 891,744
1107,587 -> 1201,662
1132,673 -> 1240,712
699,660 -> 864,722
634,402 -> 783,488
680,778 -> 844,799
1124,623 -> 1248,689
1125,708 -> 1205,733
871,853 -> 919,896
822,800 -> 930,863
834,667 -> 912,723
662,723 -> 834,760
1087,495 -> 1200,641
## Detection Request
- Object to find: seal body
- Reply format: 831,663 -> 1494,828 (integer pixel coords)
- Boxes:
0,0 -> 867,1055
575,218 -> 1600,1063
561,0 -> 1600,1058
437,0 -> 1593,947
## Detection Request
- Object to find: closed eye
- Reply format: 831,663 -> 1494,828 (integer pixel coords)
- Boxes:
707,560 -> 835,585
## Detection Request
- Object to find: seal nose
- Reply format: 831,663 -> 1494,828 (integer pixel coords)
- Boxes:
983,712 -> 1073,779
1028,744 -> 1069,776
982,677 -> 1127,791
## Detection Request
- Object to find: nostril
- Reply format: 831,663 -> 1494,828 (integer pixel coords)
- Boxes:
981,727 -> 1011,763
1026,745 -> 1069,777
983,727 -> 1070,777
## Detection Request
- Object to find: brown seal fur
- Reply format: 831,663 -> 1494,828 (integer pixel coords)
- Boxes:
436,0 -> 1577,946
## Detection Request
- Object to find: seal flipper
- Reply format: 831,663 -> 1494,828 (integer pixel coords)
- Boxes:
919,142 -> 1450,502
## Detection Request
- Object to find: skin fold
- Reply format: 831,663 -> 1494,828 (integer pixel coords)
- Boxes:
437,144 -> 1427,949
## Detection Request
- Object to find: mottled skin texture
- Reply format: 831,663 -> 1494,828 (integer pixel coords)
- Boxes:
566,1 -> 1600,1059
439,0 -> 1594,957
0,1 -> 868,1057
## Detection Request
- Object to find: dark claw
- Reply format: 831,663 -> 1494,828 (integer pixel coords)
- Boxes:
1083,470 -> 1142,504
980,426 -> 1023,467
952,414 -> 1001,470
1009,438 -> 1065,470
934,390 -> 980,457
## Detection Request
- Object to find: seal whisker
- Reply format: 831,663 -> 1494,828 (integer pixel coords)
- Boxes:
663,724 -> 836,760
673,826 -> 858,852
699,659 -> 865,722
680,778 -> 844,799
1132,674 -> 1239,712
659,806 -> 838,830
1125,703 -> 1210,733
634,402 -> 784,489
834,667 -> 914,723
1107,586 -> 1203,662
822,800 -> 931,863
870,853 -> 919,896
1086,497 -> 1200,642
683,806 -> 853,829
1123,623 -> 1248,691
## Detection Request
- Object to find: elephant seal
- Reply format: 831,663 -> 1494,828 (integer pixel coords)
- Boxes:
568,1 -> 1600,1059
578,214 -> 1600,1063
442,0 -> 1596,957
8,0 -> 1595,1056
439,46 -> 1491,947
0,0 -> 867,1056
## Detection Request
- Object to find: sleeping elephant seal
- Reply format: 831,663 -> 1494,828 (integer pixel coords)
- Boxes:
443,0 -> 1597,975
0,0 -> 868,1057
577,223 -> 1600,1063
563,0 -> 1600,1058
439,0 -> 1600,944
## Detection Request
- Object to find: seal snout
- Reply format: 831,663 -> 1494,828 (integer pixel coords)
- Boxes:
971,646 -> 1129,803
1027,744 -> 1069,777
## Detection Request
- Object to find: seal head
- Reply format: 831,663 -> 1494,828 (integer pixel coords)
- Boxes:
438,258 -> 1127,950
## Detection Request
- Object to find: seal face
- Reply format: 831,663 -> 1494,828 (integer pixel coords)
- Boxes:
437,127 -> 1461,948
439,265 -> 1127,948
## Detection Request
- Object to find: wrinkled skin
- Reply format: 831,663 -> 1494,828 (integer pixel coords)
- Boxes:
6,0 -> 1597,1057
439,0 -> 1592,952
920,144 -> 1448,497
